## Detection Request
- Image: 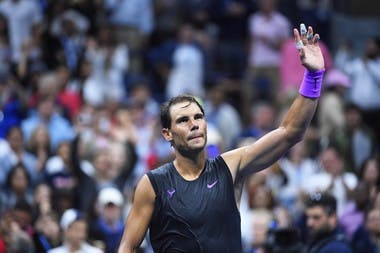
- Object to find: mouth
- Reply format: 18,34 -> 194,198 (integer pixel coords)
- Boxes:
188,134 -> 203,141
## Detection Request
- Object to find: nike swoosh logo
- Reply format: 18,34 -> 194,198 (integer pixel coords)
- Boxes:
207,180 -> 218,189
167,189 -> 176,197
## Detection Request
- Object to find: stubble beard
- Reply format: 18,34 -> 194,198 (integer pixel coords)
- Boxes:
308,224 -> 333,245
176,138 -> 207,158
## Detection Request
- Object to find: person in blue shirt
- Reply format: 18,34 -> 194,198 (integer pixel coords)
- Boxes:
304,192 -> 353,253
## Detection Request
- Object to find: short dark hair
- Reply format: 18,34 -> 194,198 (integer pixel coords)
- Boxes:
160,95 -> 204,129
305,192 -> 337,216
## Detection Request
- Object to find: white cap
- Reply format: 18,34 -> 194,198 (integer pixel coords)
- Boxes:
97,187 -> 123,207
60,209 -> 83,230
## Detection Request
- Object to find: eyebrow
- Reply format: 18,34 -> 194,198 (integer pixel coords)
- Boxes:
175,112 -> 204,123
175,115 -> 189,123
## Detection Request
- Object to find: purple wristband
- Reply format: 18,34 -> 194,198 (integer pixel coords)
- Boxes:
299,69 -> 325,98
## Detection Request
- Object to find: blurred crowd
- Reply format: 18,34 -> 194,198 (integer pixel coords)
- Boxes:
0,0 -> 379,252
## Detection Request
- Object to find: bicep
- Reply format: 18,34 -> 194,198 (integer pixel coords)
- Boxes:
118,175 -> 155,253
222,127 -> 292,179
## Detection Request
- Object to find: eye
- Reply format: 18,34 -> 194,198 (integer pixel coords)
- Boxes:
194,114 -> 204,120
176,117 -> 188,124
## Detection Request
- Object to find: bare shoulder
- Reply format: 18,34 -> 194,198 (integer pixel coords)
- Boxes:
134,174 -> 156,204
220,146 -> 246,181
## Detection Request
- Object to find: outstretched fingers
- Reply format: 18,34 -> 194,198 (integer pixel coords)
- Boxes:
312,33 -> 320,45
294,28 -> 304,57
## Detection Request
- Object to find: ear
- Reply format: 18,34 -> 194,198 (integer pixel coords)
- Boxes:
328,213 -> 337,228
161,128 -> 172,142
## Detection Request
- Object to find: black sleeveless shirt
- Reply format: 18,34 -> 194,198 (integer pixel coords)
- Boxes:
147,156 -> 242,253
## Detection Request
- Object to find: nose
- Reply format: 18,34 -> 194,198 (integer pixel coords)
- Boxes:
190,122 -> 199,131
306,217 -> 315,229
190,118 -> 199,130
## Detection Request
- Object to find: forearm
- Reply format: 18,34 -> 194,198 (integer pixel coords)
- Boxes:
280,95 -> 318,143
117,242 -> 138,253
280,69 -> 324,142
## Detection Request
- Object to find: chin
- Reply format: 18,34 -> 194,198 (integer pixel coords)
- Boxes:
177,143 -> 206,156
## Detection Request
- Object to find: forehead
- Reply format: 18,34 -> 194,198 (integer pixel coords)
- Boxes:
306,206 -> 325,216
169,101 -> 202,118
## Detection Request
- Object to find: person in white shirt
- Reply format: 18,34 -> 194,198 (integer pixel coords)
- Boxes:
303,145 -> 357,216
0,0 -> 42,63
166,23 -> 204,99
48,208 -> 103,253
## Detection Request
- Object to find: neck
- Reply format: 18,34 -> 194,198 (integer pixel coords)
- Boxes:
173,151 -> 206,181
68,241 -> 81,252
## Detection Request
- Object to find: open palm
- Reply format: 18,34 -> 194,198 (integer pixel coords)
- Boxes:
294,25 -> 325,71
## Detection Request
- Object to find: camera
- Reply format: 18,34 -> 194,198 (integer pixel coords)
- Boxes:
265,227 -> 305,253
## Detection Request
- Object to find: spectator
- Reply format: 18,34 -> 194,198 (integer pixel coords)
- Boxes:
246,209 -> 273,253
48,208 -> 102,253
357,157 -> 380,202
243,0 -> 291,109
331,103 -> 376,173
211,0 -> 254,80
0,73 -> 27,139
32,182 -> 53,219
32,211 -> 61,252
49,9 -> 89,74
204,84 -> 242,150
0,127 -> 40,188
84,24 -> 129,107
303,145 -> 358,216
343,37 -> 380,143
103,0 -> 154,73
339,182 -> 371,241
0,163 -> 34,215
277,140 -> 319,217
364,208 -> 380,251
351,207 -> 380,253
26,124 -> 51,174
44,141 -> 76,193
90,187 -> 125,253
0,14 -> 11,74
166,23 -> 204,99
318,68 -> 351,145
238,100 -> 277,140
21,95 -> 76,152
0,0 -> 42,63
303,192 -> 353,253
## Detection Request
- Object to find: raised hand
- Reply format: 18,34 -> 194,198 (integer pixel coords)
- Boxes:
294,24 -> 325,72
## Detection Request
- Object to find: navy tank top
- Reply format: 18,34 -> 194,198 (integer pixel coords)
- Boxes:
147,156 -> 242,253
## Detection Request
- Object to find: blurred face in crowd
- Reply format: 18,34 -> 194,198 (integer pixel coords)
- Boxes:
93,150 -> 112,179
251,103 -> 275,131
373,192 -> 380,210
306,206 -> 336,241
320,148 -> 343,177
365,38 -> 380,59
7,127 -> 23,152
251,211 -> 272,247
57,142 -> 71,164
366,209 -> 380,236
66,220 -> 87,249
34,183 -> 51,206
32,124 -> 50,148
10,166 -> 29,193
259,0 -> 276,13
36,213 -> 60,242
362,159 -> 379,185
345,106 -> 361,128
38,97 -> 55,120
101,203 -> 122,225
